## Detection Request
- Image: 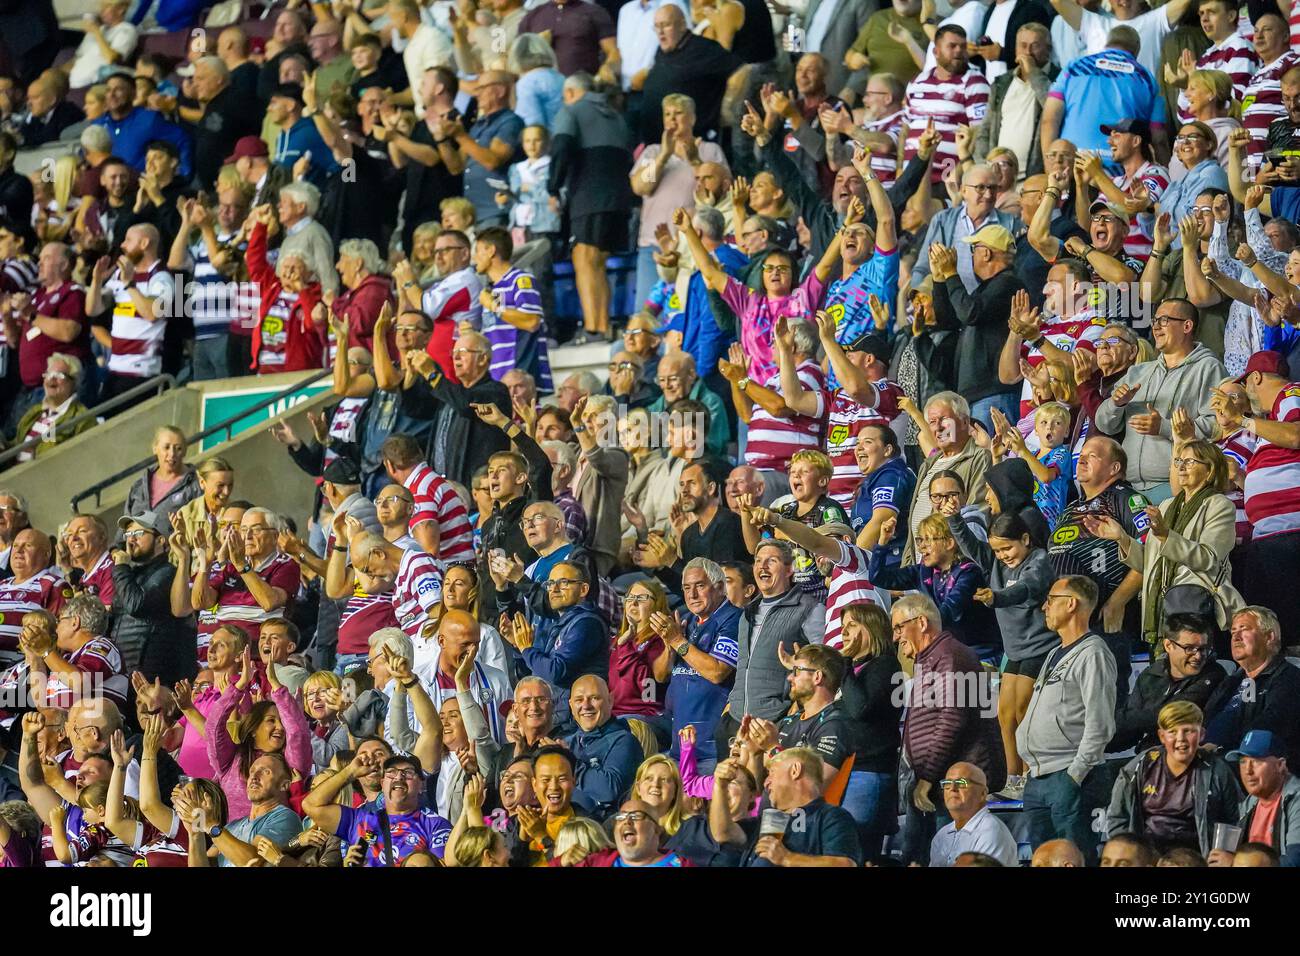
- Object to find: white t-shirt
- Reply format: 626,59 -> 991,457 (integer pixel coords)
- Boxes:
1077,6 -> 1174,78
930,805 -> 1020,866
404,23 -> 455,118
997,73 -> 1038,171
69,21 -> 138,89
982,0 -> 1016,82
924,0 -> 989,71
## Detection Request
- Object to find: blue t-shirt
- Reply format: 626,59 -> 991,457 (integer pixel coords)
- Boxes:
823,247 -> 901,388
336,804 -> 452,866
1033,444 -> 1073,530
850,456 -> 916,566
1049,49 -> 1165,154
273,116 -> 340,189
665,600 -> 741,748
613,851 -> 687,866
220,805 -> 303,867
466,109 -> 525,225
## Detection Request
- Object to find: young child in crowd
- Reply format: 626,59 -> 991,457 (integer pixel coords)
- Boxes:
995,401 -> 1074,530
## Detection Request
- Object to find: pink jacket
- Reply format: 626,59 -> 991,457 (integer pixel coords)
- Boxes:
205,683 -> 312,820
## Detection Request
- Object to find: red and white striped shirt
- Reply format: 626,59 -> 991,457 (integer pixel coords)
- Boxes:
107,260 -> 174,378
745,361 -> 827,473
1019,310 -> 1107,416
404,462 -> 475,564
1112,161 -> 1170,262
863,109 -> 903,184
903,66 -> 990,185
391,548 -> 443,637
826,381 -> 906,506
46,637 -> 128,709
338,590 -> 400,655
1177,33 -> 1260,124
0,567 -> 70,660
1244,382 -> 1300,538
324,397 -> 367,467
1242,51 -> 1300,158
824,540 -> 890,650
205,552 -> 300,639
1218,427 -> 1258,545
1292,0 -> 1300,54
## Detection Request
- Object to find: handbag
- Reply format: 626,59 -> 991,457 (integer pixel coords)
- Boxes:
1170,559 -> 1245,630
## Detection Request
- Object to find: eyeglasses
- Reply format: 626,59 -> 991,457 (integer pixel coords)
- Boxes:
1152,316 -> 1189,327
1097,336 -> 1131,348
1172,457 -> 1207,468
612,811 -> 651,823
383,769 -> 420,780
433,246 -> 467,255
929,491 -> 960,502
43,371 -> 69,381
625,594 -> 654,604
1191,205 -> 1213,214
545,578 -> 581,589
625,329 -> 653,338
762,264 -> 792,274
1044,592 -> 1074,603
965,183 -> 997,193
1166,638 -> 1209,658
123,529 -> 153,540
892,616 -> 923,635
519,515 -> 554,528
608,362 -> 638,372
394,323 -> 426,333
452,347 -> 486,357
940,777 -> 982,790
374,495 -> 411,506
790,664 -> 820,675
1092,214 -> 1123,226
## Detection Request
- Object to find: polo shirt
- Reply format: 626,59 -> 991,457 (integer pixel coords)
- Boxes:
665,600 -> 741,739
218,805 -> 302,866
465,108 -> 525,225
738,798 -> 863,866
1048,48 -> 1165,154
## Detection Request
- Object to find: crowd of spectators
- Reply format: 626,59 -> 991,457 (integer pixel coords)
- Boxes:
2,0 -> 1300,871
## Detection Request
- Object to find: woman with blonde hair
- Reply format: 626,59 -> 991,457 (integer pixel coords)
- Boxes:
632,753 -> 687,836
302,670 -> 350,770
33,155 -> 79,242
550,816 -> 613,865
985,147 -> 1021,216
609,578 -> 670,724
172,454 -> 236,555
1175,69 -> 1242,176
452,825 -> 510,866
408,221 -> 442,287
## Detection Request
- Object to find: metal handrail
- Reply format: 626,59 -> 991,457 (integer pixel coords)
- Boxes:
0,374 -> 177,469
69,369 -> 333,515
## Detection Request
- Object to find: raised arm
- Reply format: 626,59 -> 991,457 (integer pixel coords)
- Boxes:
674,208 -> 728,293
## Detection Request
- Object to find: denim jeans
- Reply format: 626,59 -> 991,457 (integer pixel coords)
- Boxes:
840,770 -> 898,861
968,391 -> 1021,438
193,335 -> 232,381
1021,766 -> 1110,865
634,245 -> 660,309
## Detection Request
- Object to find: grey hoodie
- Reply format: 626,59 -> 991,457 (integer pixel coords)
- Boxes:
1094,344 -> 1227,492
949,514 -> 1057,662
1016,632 -> 1117,782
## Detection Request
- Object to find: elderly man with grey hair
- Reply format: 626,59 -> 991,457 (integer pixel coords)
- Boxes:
663,555 -> 741,769
903,390 -> 991,562
332,238 -> 393,354
184,54 -> 259,188
20,71 -> 84,147
11,353 -> 95,462
541,440 -> 587,543
910,163 -> 1021,292
264,180 -> 337,295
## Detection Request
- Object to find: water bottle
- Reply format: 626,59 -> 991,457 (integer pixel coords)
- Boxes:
784,15 -> 804,53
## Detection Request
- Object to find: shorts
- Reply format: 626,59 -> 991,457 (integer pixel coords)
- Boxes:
1002,652 -> 1050,679
572,212 -> 627,251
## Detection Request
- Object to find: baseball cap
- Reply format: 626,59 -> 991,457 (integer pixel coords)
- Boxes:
1100,118 -> 1152,144
117,510 -> 169,537
383,753 -> 425,776
815,522 -> 855,539
960,224 -> 1015,253
322,458 -> 361,485
1089,197 -> 1128,220
1227,729 -> 1288,761
1236,350 -> 1290,384
224,135 -> 269,164
844,331 -> 890,358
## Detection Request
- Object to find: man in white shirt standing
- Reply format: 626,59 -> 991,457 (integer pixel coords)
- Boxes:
391,0 -> 454,118
930,760 -> 1019,866
66,0 -> 138,90
1048,0 -> 1196,79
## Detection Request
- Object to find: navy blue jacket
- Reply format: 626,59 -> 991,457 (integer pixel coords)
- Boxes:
566,719 -> 642,818
522,601 -> 608,690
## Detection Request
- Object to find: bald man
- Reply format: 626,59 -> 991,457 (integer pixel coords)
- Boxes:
693,161 -> 736,235
417,607 -> 513,743
565,674 -> 643,819
86,221 -> 177,403
929,762 -> 1019,866
1031,838 -> 1085,867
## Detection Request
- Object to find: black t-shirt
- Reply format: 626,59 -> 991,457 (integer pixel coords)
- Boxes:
776,701 -> 859,771
738,798 -> 862,866
640,34 -> 743,142
403,120 -> 463,248
351,50 -> 409,97
837,654 -> 902,774
189,85 -> 259,189
665,813 -> 748,867
681,506 -> 748,566
1048,480 -> 1150,612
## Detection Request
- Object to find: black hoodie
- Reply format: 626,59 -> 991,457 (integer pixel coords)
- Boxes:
986,458 -> 1049,548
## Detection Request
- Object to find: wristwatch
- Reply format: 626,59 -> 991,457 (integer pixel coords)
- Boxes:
674,642 -> 691,656
208,824 -> 223,839
737,376 -> 752,391
240,561 -> 253,574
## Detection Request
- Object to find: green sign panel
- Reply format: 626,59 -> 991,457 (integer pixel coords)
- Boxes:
200,381 -> 331,451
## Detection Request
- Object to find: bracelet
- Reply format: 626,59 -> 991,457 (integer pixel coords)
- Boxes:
402,281 -> 417,289
1044,187 -> 1061,197
401,678 -> 418,689
1245,417 -> 1258,435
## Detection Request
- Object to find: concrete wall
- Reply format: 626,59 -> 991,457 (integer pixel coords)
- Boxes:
4,371 -> 332,533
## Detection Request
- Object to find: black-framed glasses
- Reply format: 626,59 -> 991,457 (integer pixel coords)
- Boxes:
892,616 -> 923,635
790,664 -> 819,675
929,491 -> 961,502
1044,592 -> 1073,603
545,578 -> 581,589
383,769 -> 420,780
965,183 -> 997,193
1172,457 -> 1208,469
1166,638 -> 1209,658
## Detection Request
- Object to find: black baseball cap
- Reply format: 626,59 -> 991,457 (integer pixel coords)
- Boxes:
1100,119 -> 1152,144
845,331 -> 890,359
322,457 -> 361,485
269,83 -> 305,105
